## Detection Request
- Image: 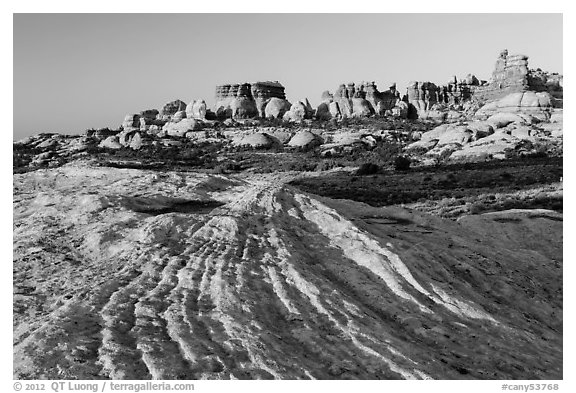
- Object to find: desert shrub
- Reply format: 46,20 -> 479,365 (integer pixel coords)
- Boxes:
315,160 -> 339,172
406,146 -> 429,156
469,202 -> 487,215
211,164 -> 227,174
394,156 -> 411,171
355,163 -> 380,176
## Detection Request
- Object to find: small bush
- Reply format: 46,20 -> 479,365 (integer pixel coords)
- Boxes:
355,163 -> 380,176
394,156 -> 411,171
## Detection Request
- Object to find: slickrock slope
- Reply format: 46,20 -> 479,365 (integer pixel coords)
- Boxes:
13,162 -> 561,380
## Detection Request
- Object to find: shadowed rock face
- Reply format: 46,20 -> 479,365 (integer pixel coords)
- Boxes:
13,163 -> 562,380
160,100 -> 187,118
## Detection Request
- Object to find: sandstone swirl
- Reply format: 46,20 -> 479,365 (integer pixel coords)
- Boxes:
13,163 -> 562,380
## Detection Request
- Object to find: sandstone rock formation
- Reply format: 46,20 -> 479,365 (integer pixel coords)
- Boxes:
163,118 -> 203,137
230,97 -> 258,119
186,100 -> 208,120
13,163 -> 563,380
283,101 -> 313,123
485,113 -> 531,129
351,96 -> 375,117
475,91 -> 553,122
139,117 -> 167,132
411,120 -> 497,151
315,102 -> 332,121
288,130 -> 323,149
406,81 -> 439,116
215,81 -> 286,119
172,111 -> 187,122
160,100 -> 187,120
98,136 -> 122,149
251,81 -> 287,117
232,132 -> 280,149
122,114 -> 140,131
471,50 -> 562,104
317,82 -> 407,120
264,97 -> 292,119
140,109 -> 159,120
328,101 -> 341,119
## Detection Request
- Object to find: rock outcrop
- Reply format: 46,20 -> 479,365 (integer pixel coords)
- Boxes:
186,100 -> 208,120
163,118 -> 203,137
287,130 -> 323,149
251,81 -> 287,117
406,81 -> 440,116
160,100 -> 187,120
315,102 -> 332,121
264,97 -> 292,119
475,91 -> 554,122
471,49 -> 562,104
232,132 -> 280,149
215,81 -> 287,119
13,163 -> 563,380
98,136 -> 122,149
121,114 -> 140,131
319,82 -> 403,120
283,101 -> 313,123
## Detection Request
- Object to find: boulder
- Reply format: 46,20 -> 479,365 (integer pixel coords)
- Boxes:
421,124 -> 450,142
264,98 -> 292,119
230,97 -> 258,119
315,102 -> 332,121
99,136 -> 122,149
36,139 -> 59,149
351,97 -> 374,117
172,111 -> 187,122
266,129 -> 293,144
466,122 -> 495,140
164,118 -> 204,137
475,91 -> 553,121
550,110 -> 563,123
122,114 -> 140,131
436,126 -> 473,146
160,100 -> 187,117
392,101 -> 409,118
486,113 -> 529,129
117,130 -> 137,147
329,102 -> 341,119
450,133 -> 519,160
510,126 -> 532,139
284,101 -> 308,123
233,133 -> 279,149
186,100 -> 208,120
288,130 -> 323,149
129,132 -> 143,150
140,109 -> 159,120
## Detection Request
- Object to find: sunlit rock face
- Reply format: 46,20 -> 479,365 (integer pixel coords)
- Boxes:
215,81 -> 287,119
13,162 -> 562,380
471,49 -> 562,104
474,91 -> 555,122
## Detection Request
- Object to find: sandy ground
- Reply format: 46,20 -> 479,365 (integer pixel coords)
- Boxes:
13,162 -> 562,379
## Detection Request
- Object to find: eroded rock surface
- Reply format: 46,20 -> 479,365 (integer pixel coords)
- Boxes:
13,163 -> 562,380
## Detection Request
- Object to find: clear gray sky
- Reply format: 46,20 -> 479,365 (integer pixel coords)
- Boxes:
13,13 -> 562,139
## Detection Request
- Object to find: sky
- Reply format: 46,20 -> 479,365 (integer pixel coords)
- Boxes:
13,13 -> 563,140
